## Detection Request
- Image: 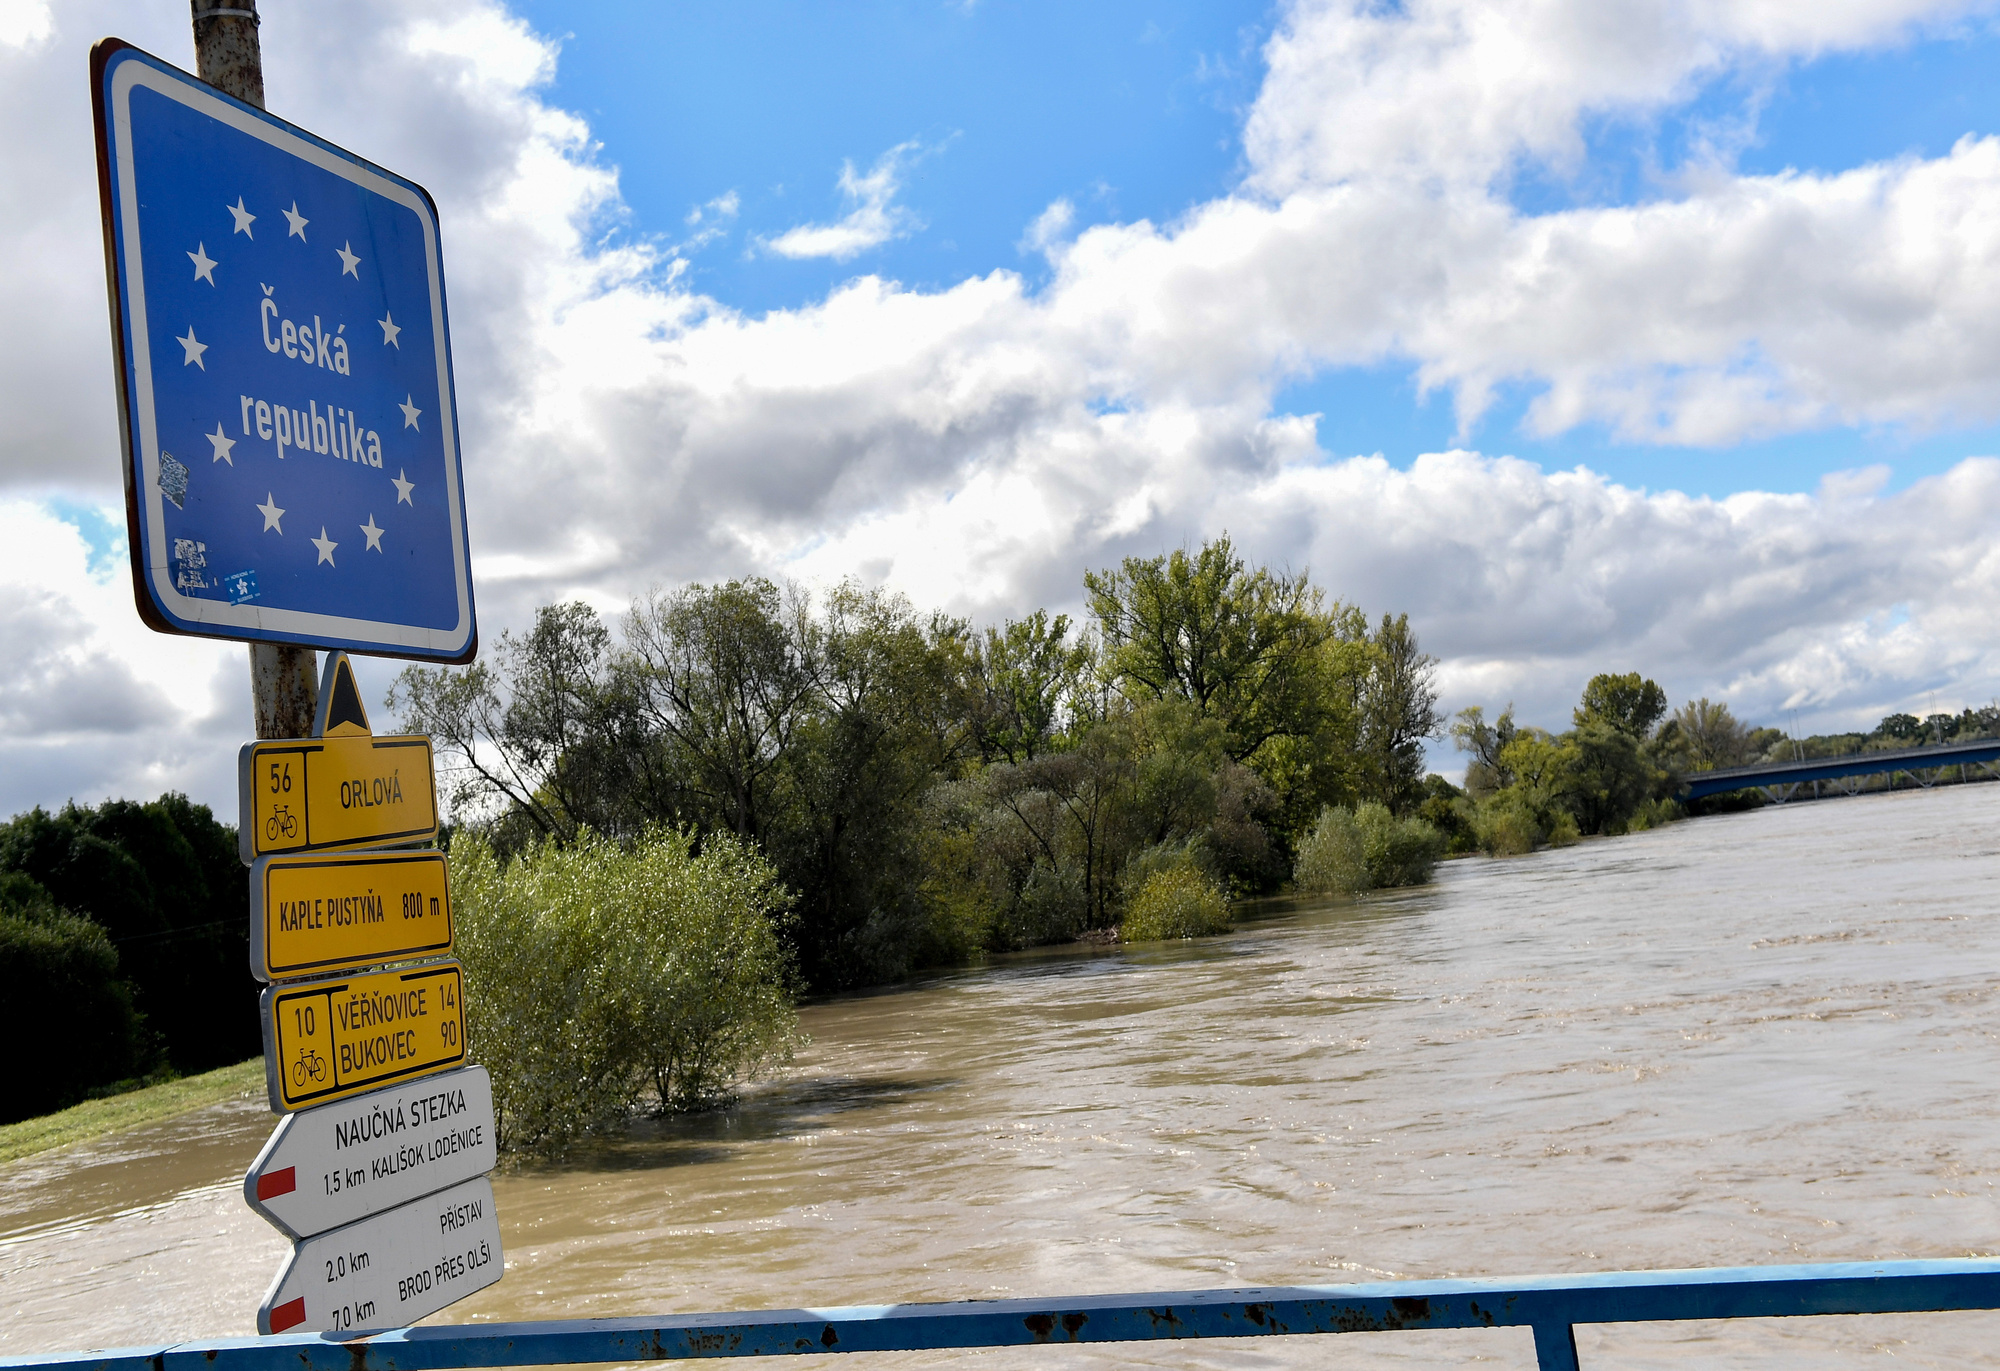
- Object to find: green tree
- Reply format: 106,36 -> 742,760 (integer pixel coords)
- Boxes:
1085,535 -> 1330,763
947,691 -> 1287,946
1413,774 -> 1477,854
1875,712 -> 1923,743
974,714 -> 1141,936
89,794 -> 252,1071
392,602 -> 639,848
970,610 -> 1093,763
1250,612 -> 1373,854
1464,716 -> 1667,847
1574,672 -> 1668,737
1493,729 -> 1575,838
393,545 -> 1444,987
450,828 -> 799,1157
0,874 -> 154,1121
623,578 -> 818,841
0,796 -> 253,1075
1353,613 -> 1443,811
1561,721 -> 1662,835
395,583 -> 977,991
1955,705 -> 2000,740
1657,698 -> 1753,770
764,582 -> 980,989
1450,704 -> 1518,797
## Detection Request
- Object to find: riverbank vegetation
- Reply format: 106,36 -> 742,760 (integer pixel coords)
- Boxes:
1294,803 -> 1447,893
0,796 -> 256,1122
1437,677 -> 2000,855
394,536 -> 1446,993
450,829 -> 801,1155
12,534 -> 1995,1142
1439,672 -> 1683,853
1120,859 -> 1233,941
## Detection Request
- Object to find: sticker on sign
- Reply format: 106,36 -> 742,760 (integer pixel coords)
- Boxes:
245,1065 -> 495,1240
258,1175 -> 501,1335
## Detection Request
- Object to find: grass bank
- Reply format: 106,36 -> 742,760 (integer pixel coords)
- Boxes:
0,1058 -> 265,1165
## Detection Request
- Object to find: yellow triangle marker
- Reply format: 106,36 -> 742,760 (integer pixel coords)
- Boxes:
313,650 -> 372,737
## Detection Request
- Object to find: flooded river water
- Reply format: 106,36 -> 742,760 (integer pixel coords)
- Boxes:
7,782 -> 2000,1368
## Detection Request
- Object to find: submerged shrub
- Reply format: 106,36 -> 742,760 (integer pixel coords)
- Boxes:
1008,861 -> 1089,947
1121,864 -> 1232,941
452,828 -> 801,1157
1472,797 -> 1541,856
1414,776 -> 1479,855
1626,796 -> 1682,832
1120,839 -> 1210,902
1294,806 -> 1369,893
1359,804 -> 1446,887
1294,804 -> 1445,892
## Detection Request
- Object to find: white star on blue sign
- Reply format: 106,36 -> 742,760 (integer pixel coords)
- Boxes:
94,39 -> 475,661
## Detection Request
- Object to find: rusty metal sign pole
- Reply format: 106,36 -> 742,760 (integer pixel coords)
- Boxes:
251,642 -> 319,741
189,0 -> 320,740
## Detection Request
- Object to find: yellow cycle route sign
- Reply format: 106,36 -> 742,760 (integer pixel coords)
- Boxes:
251,849 -> 452,982
263,960 -> 466,1113
238,734 -> 438,864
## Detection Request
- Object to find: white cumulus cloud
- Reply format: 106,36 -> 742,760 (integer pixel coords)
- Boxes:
5,0 -> 2000,815
0,0 -> 50,49
763,141 -> 927,261
0,499 -> 244,810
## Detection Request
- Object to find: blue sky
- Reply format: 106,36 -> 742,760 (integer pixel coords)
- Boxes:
515,0 -> 1266,305
518,0 -> 2000,498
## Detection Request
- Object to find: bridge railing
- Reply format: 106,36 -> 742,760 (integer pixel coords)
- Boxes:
9,1258 -> 2000,1371
1679,738 -> 2000,802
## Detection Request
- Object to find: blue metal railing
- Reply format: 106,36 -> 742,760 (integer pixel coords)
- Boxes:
10,1258 -> 2000,1371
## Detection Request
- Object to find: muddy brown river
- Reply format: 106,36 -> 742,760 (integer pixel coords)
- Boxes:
7,783 -> 2000,1368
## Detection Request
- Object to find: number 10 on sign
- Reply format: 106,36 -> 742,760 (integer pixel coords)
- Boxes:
263,961 -> 466,1112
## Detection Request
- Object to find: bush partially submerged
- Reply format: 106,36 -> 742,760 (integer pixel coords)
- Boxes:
1468,790 -> 1668,857
1471,798 -> 1540,857
452,829 -> 801,1157
1293,806 -> 1367,892
1121,863 -> 1232,941
1626,796 -> 1682,832
1294,804 -> 1445,893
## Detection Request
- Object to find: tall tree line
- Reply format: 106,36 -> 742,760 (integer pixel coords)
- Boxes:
395,536 -> 1443,992
0,795 -> 256,1120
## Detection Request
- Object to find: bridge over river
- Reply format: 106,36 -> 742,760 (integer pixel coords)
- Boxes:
1680,736 -> 2000,802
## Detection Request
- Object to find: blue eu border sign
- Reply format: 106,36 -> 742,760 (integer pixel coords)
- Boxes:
92,40 -> 476,662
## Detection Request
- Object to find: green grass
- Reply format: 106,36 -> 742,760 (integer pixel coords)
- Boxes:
0,1058 -> 266,1165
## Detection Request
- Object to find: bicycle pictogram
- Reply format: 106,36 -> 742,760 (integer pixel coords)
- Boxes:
265,806 -> 298,841
290,1046 -> 326,1088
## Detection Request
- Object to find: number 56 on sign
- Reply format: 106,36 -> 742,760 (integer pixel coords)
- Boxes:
238,734 -> 437,863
